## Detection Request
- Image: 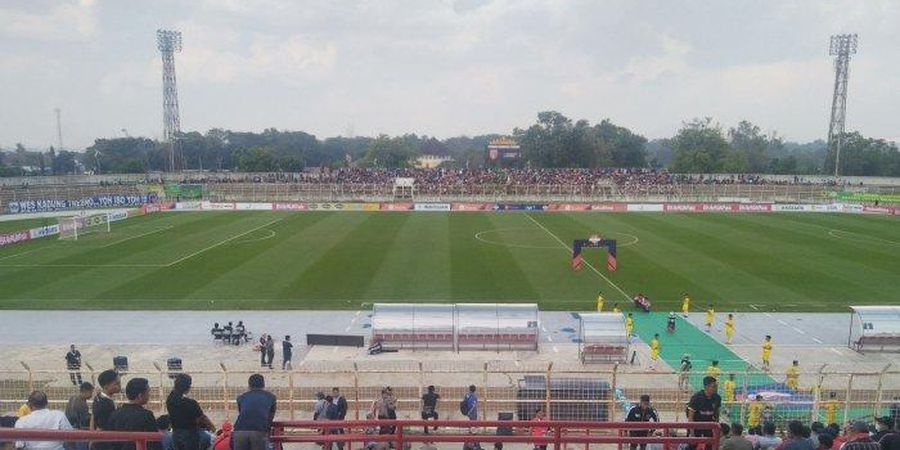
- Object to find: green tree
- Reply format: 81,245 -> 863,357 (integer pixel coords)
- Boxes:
728,121 -> 769,173
236,146 -> 277,172
362,134 -> 416,168
672,118 -> 729,173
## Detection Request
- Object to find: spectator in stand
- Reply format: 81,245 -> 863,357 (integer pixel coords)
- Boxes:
166,374 -> 215,450
757,422 -> 783,450
722,423 -> 754,450
107,378 -> 161,450
815,434 -> 833,450
157,415 -> 173,450
330,388 -> 348,449
778,420 -> 814,450
531,409 -> 549,450
841,421 -> 880,450
65,345 -> 82,386
313,393 -> 330,450
212,421 -> 233,450
421,386 -> 440,434
810,423 -> 826,448
257,335 -> 267,367
13,391 -> 72,450
233,374 -> 277,450
686,376 -> 721,449
265,336 -> 275,370
463,385 -> 479,420
92,369 -> 121,450
282,336 -> 293,370
874,417 -> 894,443
64,382 -> 93,450
626,395 -> 659,450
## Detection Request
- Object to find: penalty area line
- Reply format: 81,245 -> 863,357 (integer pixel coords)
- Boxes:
524,213 -> 631,301
165,217 -> 287,267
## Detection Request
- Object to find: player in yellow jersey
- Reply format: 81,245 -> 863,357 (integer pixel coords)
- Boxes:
612,303 -> 621,314
761,335 -> 773,371
681,293 -> 690,317
747,394 -> 764,428
649,333 -> 660,370
786,360 -> 800,391
706,360 -> 721,379
824,391 -> 839,425
625,313 -> 634,339
704,304 -> 715,332
724,313 -> 735,345
596,291 -> 605,312
722,373 -> 736,402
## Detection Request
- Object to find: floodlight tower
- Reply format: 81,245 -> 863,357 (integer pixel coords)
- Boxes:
54,108 -> 64,151
157,29 -> 182,171
827,33 -> 858,177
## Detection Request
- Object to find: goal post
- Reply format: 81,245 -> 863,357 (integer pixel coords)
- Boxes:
58,212 -> 112,241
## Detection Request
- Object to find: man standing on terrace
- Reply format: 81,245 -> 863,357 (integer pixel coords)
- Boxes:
686,376 -> 721,449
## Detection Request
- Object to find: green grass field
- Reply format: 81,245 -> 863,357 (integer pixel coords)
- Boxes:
0,211 -> 897,310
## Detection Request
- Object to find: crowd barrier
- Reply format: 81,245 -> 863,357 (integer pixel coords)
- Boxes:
2,362 -> 897,428
0,429 -> 161,450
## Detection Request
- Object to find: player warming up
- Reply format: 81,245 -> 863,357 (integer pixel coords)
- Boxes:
625,313 -> 635,340
596,291 -> 604,312
724,313 -> 735,345
649,333 -> 661,371
786,360 -> 800,390
761,335 -> 773,371
705,304 -> 715,333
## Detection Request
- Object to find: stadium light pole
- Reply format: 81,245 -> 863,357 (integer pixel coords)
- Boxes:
157,29 -> 183,172
827,33 -> 858,178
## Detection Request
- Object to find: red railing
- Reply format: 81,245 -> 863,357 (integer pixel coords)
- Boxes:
0,429 -> 162,450
271,419 -> 720,450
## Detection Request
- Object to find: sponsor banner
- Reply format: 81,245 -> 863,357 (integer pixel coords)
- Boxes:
813,204 -> 842,213
625,203 -> 664,212
380,203 -> 413,211
590,203 -> 627,212
664,203 -> 701,213
203,202 -> 236,210
308,202 -> 347,210
0,230 -> 31,247
452,203 -> 493,211
340,203 -> 380,211
862,205 -> 896,215
773,204 -> 814,212
700,203 -> 736,212
141,202 -> 174,214
830,191 -> 900,204
235,202 -> 273,211
546,203 -> 591,211
6,194 -> 157,214
493,204 -> 546,211
843,204 -> 864,213
414,203 -> 451,211
29,225 -> 60,239
737,203 -> 772,212
272,203 -> 308,211
175,201 -> 202,211
108,211 -> 129,222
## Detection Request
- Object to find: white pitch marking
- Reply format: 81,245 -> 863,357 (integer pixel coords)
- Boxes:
166,217 -> 286,267
552,346 -> 559,353
547,335 -> 554,342
100,225 -> 173,248
792,327 -> 805,335
812,337 -> 823,344
525,213 -> 631,301
777,320 -> 788,326
749,304 -> 759,311
232,229 -> 277,245
0,247 -> 48,260
764,313 -> 772,318
829,348 -> 842,355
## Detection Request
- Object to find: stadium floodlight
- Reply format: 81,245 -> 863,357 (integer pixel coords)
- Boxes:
826,33 -> 858,178
157,29 -> 183,172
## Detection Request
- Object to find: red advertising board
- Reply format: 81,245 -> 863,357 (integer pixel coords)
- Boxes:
0,230 -> 31,247
546,203 -> 591,211
737,203 -> 772,212
380,203 -> 413,211
863,206 -> 896,215
452,203 -> 493,211
272,203 -> 308,211
700,203 -> 737,212
664,203 -> 701,212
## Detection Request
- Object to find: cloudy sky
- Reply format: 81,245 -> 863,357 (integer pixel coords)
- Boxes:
0,0 -> 897,150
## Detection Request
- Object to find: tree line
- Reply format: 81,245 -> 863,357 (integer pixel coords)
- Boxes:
1,112 -> 897,176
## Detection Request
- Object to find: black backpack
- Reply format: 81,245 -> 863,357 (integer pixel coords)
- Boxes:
459,399 -> 469,415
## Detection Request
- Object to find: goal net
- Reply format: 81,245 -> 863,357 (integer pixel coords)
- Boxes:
58,213 -> 111,241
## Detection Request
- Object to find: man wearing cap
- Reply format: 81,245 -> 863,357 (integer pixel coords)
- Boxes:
873,417 -> 894,443
107,378 -> 161,450
625,394 -> 659,450
840,421 -> 880,450
13,391 -> 73,450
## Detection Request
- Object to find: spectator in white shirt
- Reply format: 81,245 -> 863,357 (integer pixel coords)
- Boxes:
14,391 -> 73,450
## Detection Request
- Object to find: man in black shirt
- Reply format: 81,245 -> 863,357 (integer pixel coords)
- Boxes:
330,387 -> 348,449
686,376 -> 721,449
92,369 -> 121,450
625,394 -> 659,450
282,336 -> 293,370
167,374 -> 215,450
108,378 -> 161,450
65,345 -> 82,386
421,385 -> 440,434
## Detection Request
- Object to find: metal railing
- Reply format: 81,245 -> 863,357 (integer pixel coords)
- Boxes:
0,429 -> 162,450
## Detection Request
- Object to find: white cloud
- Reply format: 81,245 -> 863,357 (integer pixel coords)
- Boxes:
0,1 -> 98,41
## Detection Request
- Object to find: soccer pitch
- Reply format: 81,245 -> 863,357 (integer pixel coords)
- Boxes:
0,211 -> 897,310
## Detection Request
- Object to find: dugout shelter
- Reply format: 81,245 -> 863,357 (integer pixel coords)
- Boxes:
848,305 -> 900,353
578,313 -> 630,363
